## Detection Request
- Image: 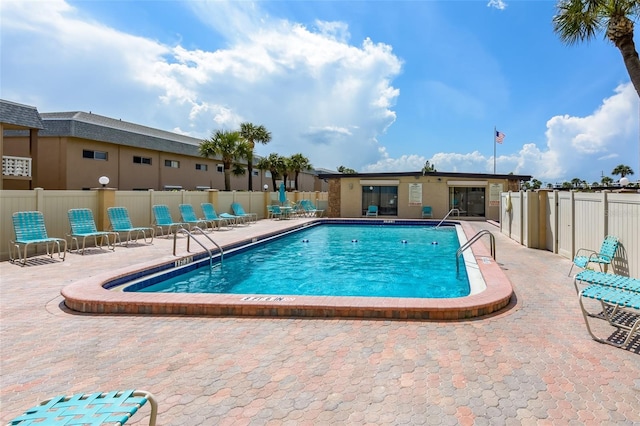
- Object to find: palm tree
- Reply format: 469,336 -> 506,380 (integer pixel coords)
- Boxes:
337,165 -> 357,174
289,153 -> 313,191
612,164 -> 635,178
199,130 -> 243,191
553,0 -> 640,98
257,153 -> 286,191
239,123 -> 271,191
601,176 -> 614,186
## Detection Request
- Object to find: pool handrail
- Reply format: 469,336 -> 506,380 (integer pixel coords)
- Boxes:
173,226 -> 223,269
456,230 -> 495,273
435,208 -> 461,229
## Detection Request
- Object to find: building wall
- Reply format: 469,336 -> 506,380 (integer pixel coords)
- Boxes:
336,175 -> 513,221
4,134 -> 319,192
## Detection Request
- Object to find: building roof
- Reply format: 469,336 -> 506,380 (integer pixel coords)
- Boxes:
39,111 -> 207,158
317,171 -> 533,181
0,99 -> 44,130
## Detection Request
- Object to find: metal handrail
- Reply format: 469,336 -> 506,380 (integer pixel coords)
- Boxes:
456,230 -> 495,272
173,226 -> 223,269
435,208 -> 461,229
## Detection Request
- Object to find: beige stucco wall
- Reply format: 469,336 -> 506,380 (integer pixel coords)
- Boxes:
337,175 -> 515,221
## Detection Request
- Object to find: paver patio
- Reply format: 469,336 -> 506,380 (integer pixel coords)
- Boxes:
1,220 -> 638,425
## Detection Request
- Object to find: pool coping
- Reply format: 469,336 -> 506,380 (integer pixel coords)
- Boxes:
61,219 -> 513,320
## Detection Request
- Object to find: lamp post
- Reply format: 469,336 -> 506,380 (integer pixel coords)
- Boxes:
620,177 -> 630,187
263,184 -> 269,191
98,176 -> 110,188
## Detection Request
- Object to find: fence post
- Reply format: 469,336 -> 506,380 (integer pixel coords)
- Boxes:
95,187 -> 116,231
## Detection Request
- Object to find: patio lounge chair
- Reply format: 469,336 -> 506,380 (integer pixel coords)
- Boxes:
107,207 -> 154,245
8,389 -> 158,425
270,205 -> 288,220
9,211 -> 67,266
573,270 -> 640,295
231,202 -> 258,223
421,206 -> 433,218
179,204 -> 212,231
151,204 -> 186,237
67,208 -> 116,255
366,205 -> 378,217
578,284 -> 640,349
300,199 -> 323,217
200,203 -> 234,229
568,235 -> 619,276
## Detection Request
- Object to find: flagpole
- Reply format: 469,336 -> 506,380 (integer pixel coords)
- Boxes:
493,126 -> 496,174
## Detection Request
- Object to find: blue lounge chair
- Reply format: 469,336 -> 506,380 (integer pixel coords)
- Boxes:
421,206 -> 433,218
300,199 -> 323,217
270,205 -> 287,220
573,270 -> 640,295
179,204 -> 211,231
107,207 -> 154,245
579,284 -> 640,348
231,202 -> 258,223
200,203 -> 234,229
8,389 -> 158,425
9,211 -> 67,266
569,235 -> 619,276
151,205 -> 186,237
366,205 -> 378,217
67,208 -> 116,255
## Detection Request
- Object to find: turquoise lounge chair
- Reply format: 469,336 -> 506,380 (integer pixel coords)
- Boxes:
9,211 -> 67,266
67,208 -> 116,255
573,270 -> 640,295
300,199 -> 323,217
421,206 -> 433,218
366,205 -> 378,217
152,205 -> 186,237
231,202 -> 258,223
569,235 -> 619,276
579,284 -> 640,348
107,206 -> 154,245
200,203 -> 234,229
179,204 -> 211,231
8,389 -> 158,425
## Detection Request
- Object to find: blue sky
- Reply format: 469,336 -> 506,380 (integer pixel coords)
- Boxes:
2,0 -> 639,186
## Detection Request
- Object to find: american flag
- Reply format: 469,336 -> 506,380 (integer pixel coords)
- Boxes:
495,130 -> 505,144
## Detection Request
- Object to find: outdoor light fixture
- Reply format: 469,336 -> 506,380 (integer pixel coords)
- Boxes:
263,184 -> 269,191
620,177 -> 630,187
98,176 -> 110,188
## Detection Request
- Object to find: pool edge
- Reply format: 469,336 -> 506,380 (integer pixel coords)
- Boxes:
61,220 -> 513,320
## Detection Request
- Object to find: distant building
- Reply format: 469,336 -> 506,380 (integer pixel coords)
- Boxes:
1,99 -> 324,192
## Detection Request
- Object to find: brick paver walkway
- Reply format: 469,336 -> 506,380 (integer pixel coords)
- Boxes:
1,220 -> 638,425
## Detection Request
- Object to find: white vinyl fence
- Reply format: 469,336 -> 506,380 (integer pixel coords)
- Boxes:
501,190 -> 640,278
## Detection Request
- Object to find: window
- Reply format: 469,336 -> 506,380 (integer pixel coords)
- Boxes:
449,187 -> 486,217
361,186 -> 398,216
252,170 -> 259,176
164,160 -> 180,168
133,156 -> 152,165
82,150 -> 108,160
216,165 -> 224,173
195,163 -> 208,171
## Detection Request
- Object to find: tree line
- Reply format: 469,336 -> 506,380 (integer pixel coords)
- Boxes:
199,122 -> 313,191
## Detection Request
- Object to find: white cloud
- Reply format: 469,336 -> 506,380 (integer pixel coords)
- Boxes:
487,0 -> 508,11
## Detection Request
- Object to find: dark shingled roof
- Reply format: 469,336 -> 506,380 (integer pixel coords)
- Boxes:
39,111 -> 207,157
0,99 -> 44,129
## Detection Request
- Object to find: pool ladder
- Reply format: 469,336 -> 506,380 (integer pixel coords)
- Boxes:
173,226 -> 223,269
456,230 -> 495,273
435,208 -> 461,229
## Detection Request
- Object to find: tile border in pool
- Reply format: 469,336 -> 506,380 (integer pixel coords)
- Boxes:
61,219 -> 513,320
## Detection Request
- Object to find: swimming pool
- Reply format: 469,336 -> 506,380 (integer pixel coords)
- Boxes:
130,224 -> 471,298
61,219 -> 513,319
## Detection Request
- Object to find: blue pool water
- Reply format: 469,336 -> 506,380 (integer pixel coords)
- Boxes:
131,224 -> 470,298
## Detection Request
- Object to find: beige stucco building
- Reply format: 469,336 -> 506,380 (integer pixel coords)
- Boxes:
1,99 -> 323,192
317,171 -> 531,222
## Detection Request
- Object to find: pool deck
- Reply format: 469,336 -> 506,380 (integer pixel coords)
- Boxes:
1,219 -> 638,424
